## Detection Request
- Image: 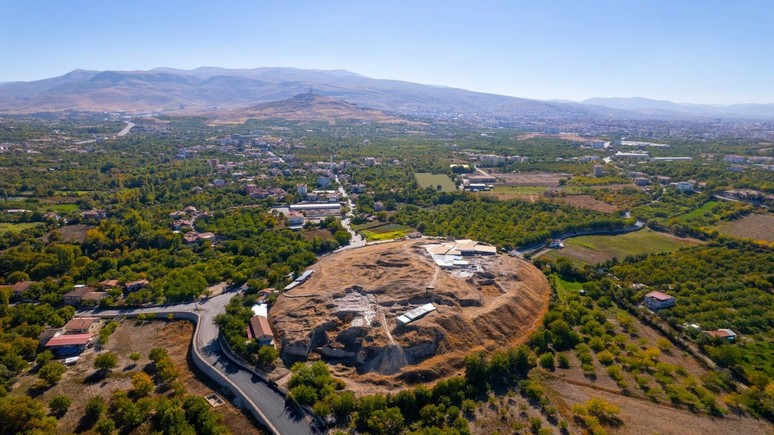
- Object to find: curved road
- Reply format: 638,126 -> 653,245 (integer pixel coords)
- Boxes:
80,291 -> 316,435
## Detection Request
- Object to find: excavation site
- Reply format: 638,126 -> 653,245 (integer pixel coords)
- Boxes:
271,239 -> 551,388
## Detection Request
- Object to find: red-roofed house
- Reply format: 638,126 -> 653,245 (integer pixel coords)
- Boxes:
703,329 -> 737,341
247,315 -> 274,346
0,280 -> 35,300
64,317 -> 100,335
643,291 -> 676,311
45,333 -> 93,355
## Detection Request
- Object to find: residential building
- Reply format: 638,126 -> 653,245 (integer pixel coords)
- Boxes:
287,211 -> 304,227
63,286 -> 100,305
81,209 -> 106,221
364,157 -> 376,167
593,165 -> 604,177
64,317 -> 99,335
296,183 -> 308,197
643,291 -> 676,311
703,329 -> 737,341
0,280 -> 34,300
125,279 -> 149,292
247,315 -> 274,346
45,333 -> 93,355
676,181 -> 694,193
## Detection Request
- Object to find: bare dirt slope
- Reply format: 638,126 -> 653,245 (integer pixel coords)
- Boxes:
271,240 -> 551,388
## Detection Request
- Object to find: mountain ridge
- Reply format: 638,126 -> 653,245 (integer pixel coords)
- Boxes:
0,67 -> 772,120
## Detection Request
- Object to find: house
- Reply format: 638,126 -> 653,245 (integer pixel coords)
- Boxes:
125,279 -> 149,292
247,315 -> 274,346
643,291 -> 676,311
287,211 -> 304,227
675,181 -> 694,193
63,286 -> 107,305
81,209 -> 106,221
64,317 -> 99,335
0,280 -> 34,300
703,329 -> 737,341
351,183 -> 366,194
44,333 -> 93,355
99,279 -> 119,289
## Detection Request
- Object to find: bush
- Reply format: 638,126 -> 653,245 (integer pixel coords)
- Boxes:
38,361 -> 67,386
95,417 -> 116,435
131,372 -> 154,396
49,395 -> 71,416
597,350 -> 615,366
94,352 -> 118,371
85,396 -> 106,422
557,353 -> 570,369
539,353 -> 555,370
36,350 -> 53,365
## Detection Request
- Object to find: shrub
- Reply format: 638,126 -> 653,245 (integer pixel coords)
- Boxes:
557,353 -> 570,369
94,352 -> 118,371
597,350 -> 615,366
85,396 -> 106,422
38,361 -> 66,386
539,353 -> 555,370
131,372 -> 154,397
49,395 -> 71,416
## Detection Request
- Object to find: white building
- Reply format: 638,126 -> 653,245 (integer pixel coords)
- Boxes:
643,291 -> 676,311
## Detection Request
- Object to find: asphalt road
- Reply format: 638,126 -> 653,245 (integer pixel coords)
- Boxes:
81,292 -> 316,435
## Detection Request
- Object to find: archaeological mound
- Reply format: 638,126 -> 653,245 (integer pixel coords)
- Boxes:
271,239 -> 550,387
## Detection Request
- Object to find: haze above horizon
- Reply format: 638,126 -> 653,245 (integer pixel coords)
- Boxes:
1,0 -> 772,105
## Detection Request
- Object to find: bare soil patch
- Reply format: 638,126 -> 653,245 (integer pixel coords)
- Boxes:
495,172 -> 569,187
716,213 -> 774,242
13,320 -> 261,434
301,228 -> 334,241
555,194 -> 619,213
544,379 -> 770,435
58,224 -> 94,243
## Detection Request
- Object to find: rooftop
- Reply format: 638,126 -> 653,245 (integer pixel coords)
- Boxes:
45,333 -> 93,347
645,291 -> 674,301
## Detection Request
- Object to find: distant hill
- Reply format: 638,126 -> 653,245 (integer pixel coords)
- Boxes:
582,97 -> 774,120
0,67 -> 611,120
209,92 -> 423,125
0,67 -> 771,120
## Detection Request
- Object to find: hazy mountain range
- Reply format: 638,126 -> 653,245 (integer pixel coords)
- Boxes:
0,67 -> 772,121
582,97 -> 774,120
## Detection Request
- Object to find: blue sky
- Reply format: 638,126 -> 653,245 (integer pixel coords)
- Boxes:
1,0 -> 772,104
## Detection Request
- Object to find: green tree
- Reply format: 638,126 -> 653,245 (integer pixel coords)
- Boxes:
38,361 -> 67,385
367,407 -> 405,435
49,395 -> 72,416
131,372 -> 154,397
85,396 -> 106,422
95,417 -> 116,435
94,352 -> 118,371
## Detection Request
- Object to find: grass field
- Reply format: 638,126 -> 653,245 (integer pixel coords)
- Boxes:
360,223 -> 414,241
541,229 -> 702,265
674,200 -> 722,223
0,222 -> 43,234
715,213 -> 774,242
553,275 -> 585,301
46,203 -> 80,212
415,173 -> 456,192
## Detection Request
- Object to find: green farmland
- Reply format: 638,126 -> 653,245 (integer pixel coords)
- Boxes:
415,173 -> 456,192
541,229 -> 702,265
